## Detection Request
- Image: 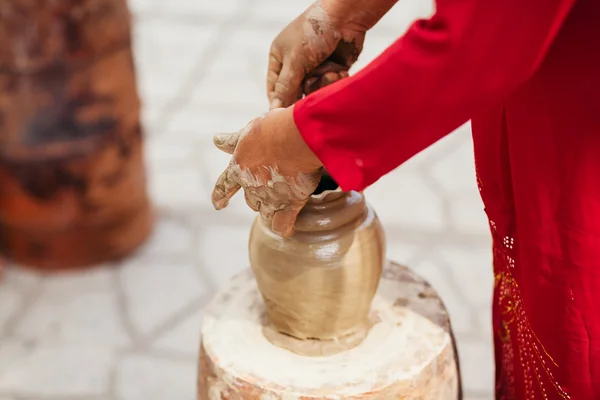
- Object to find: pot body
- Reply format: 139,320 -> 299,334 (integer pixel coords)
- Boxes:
0,0 -> 152,270
249,191 -> 385,341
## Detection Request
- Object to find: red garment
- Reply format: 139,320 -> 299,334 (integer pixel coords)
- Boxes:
294,0 -> 600,398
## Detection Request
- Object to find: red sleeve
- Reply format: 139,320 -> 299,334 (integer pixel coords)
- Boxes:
293,0 -> 575,192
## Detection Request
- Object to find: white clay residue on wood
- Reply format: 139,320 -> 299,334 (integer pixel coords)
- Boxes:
200,262 -> 459,399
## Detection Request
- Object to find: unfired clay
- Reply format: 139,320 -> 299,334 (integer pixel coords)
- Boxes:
0,0 -> 152,269
198,262 -> 460,399
249,175 -> 385,353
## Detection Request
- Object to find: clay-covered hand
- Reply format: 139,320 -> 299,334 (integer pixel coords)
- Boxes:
211,107 -> 324,237
267,1 -> 367,109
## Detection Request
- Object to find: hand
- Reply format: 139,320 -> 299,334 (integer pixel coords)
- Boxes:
267,1 -> 366,109
211,107 -> 324,237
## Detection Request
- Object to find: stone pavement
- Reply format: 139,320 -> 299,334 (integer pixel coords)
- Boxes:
0,0 -> 495,399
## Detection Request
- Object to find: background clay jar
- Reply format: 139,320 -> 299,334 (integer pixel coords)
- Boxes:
249,175 -> 386,344
0,0 -> 153,270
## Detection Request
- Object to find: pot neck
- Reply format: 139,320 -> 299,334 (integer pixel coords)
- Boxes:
294,190 -> 367,233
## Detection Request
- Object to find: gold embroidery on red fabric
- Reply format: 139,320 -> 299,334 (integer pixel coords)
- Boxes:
491,221 -> 570,400
499,322 -> 517,399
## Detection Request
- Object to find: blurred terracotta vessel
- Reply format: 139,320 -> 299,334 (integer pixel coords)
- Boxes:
249,174 -> 386,344
0,0 -> 153,270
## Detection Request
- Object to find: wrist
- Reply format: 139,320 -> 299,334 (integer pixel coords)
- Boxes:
287,105 -> 323,169
319,0 -> 397,31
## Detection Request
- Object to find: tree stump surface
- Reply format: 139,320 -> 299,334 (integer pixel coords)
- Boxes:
198,261 -> 461,399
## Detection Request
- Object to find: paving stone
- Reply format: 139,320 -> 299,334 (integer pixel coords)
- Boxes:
148,164 -> 210,209
212,25 -> 274,70
161,0 -> 247,18
153,308 -> 204,355
141,106 -> 163,136
128,0 -> 162,15
411,259 -> 478,335
0,284 -> 20,333
449,192 -> 490,236
477,309 -> 494,342
132,19 -> 220,112
0,340 -> 113,397
115,354 -> 196,400
120,260 -> 207,336
248,0 -> 311,25
13,273 -> 129,346
166,105 -> 260,143
189,68 -> 268,112
42,267 -> 114,292
198,226 -> 251,288
366,170 -> 447,232
429,135 -> 479,195
385,240 -> 422,267
145,135 -> 197,167
133,216 -> 195,261
1,267 -> 41,291
374,0 -> 434,32
464,394 -> 494,400
0,339 -> 26,378
456,337 -> 496,394
13,268 -> 124,347
438,246 -> 494,309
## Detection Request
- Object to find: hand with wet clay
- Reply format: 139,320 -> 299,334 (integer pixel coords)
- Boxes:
211,107 -> 323,238
268,0 -> 399,109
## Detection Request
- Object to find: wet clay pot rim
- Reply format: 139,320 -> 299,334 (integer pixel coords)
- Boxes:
294,189 -> 367,233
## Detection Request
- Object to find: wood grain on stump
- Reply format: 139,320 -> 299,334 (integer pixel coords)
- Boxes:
198,261 -> 462,399
0,0 -> 152,270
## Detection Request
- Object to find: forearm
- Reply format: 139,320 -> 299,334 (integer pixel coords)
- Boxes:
294,0 -> 575,191
322,0 -> 399,31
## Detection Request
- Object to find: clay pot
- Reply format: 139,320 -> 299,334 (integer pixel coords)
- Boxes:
0,0 -> 153,270
0,0 -> 132,73
249,175 -> 386,342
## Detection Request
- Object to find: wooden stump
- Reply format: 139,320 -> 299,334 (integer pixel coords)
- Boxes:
0,0 -> 153,270
198,261 -> 462,399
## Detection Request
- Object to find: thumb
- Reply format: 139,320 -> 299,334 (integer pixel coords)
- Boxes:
213,131 -> 240,154
270,59 -> 304,110
271,205 -> 304,237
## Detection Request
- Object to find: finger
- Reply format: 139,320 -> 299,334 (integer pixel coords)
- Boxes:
321,71 -> 341,86
270,98 -> 284,110
212,167 -> 241,210
244,191 -> 261,212
303,72 -> 343,96
302,61 -> 348,95
267,52 -> 283,104
270,56 -> 304,109
302,76 -> 319,95
259,207 -> 276,227
310,61 -> 347,76
271,206 -> 303,238
213,131 -> 240,154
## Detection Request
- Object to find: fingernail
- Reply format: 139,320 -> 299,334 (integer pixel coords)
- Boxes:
212,197 -> 229,210
273,222 -> 294,238
211,190 -> 226,210
280,226 -> 295,238
270,99 -> 283,109
213,134 -> 228,146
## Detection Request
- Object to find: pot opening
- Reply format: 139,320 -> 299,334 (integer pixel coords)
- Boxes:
312,171 -> 339,195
